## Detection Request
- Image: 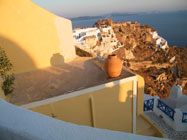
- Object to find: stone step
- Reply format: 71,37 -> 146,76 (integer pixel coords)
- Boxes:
136,115 -> 157,137
136,115 -> 151,133
137,127 -> 156,136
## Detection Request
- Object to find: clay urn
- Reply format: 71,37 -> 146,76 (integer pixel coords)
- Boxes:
104,54 -> 123,78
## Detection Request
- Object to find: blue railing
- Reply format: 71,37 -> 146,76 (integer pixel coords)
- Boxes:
144,98 -> 154,111
157,99 -> 175,120
182,112 -> 187,123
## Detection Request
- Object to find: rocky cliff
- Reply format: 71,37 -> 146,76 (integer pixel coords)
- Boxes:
94,19 -> 187,98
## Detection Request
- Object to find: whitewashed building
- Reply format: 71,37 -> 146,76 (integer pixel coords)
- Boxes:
73,27 -> 100,42
151,32 -> 168,50
73,26 -> 123,56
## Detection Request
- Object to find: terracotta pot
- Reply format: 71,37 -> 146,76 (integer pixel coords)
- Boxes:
104,54 -> 122,78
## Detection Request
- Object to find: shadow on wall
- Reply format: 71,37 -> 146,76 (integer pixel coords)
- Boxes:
90,80 -> 134,133
0,35 -> 36,74
50,53 -> 64,66
119,86 -> 132,103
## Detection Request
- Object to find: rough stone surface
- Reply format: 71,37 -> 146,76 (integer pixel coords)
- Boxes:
10,57 -> 134,105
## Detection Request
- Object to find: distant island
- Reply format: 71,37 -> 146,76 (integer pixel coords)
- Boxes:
70,13 -> 137,21
71,16 -> 102,21
70,10 -> 187,21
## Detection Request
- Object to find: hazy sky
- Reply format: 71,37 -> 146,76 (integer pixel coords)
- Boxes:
32,0 -> 187,18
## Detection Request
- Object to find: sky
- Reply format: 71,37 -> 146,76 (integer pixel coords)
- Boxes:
32,0 -> 187,18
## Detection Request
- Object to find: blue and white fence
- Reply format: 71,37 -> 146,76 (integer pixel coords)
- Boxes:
157,99 -> 175,120
182,112 -> 187,123
144,98 -> 154,112
143,95 -> 187,131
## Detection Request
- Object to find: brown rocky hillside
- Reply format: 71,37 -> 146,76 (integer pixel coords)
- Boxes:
94,19 -> 187,98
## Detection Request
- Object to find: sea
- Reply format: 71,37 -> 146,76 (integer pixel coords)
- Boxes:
71,11 -> 187,47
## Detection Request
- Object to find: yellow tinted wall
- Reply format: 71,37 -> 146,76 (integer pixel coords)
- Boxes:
30,82 -> 133,132
137,75 -> 145,115
0,0 -> 76,74
30,76 -> 145,133
0,87 -> 6,100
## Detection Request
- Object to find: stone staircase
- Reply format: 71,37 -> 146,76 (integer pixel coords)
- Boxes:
136,114 -> 166,138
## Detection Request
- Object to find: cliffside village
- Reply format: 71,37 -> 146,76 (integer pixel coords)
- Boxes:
73,21 -> 168,57
73,19 -> 187,98
73,26 -> 122,56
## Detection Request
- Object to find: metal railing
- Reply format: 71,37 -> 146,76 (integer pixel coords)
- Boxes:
157,99 -> 175,120
182,112 -> 187,123
144,98 -> 154,111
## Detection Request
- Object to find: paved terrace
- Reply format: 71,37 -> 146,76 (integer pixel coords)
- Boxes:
145,112 -> 187,140
10,57 -> 134,105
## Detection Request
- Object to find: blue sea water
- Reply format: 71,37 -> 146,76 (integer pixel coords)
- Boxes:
71,11 -> 187,47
